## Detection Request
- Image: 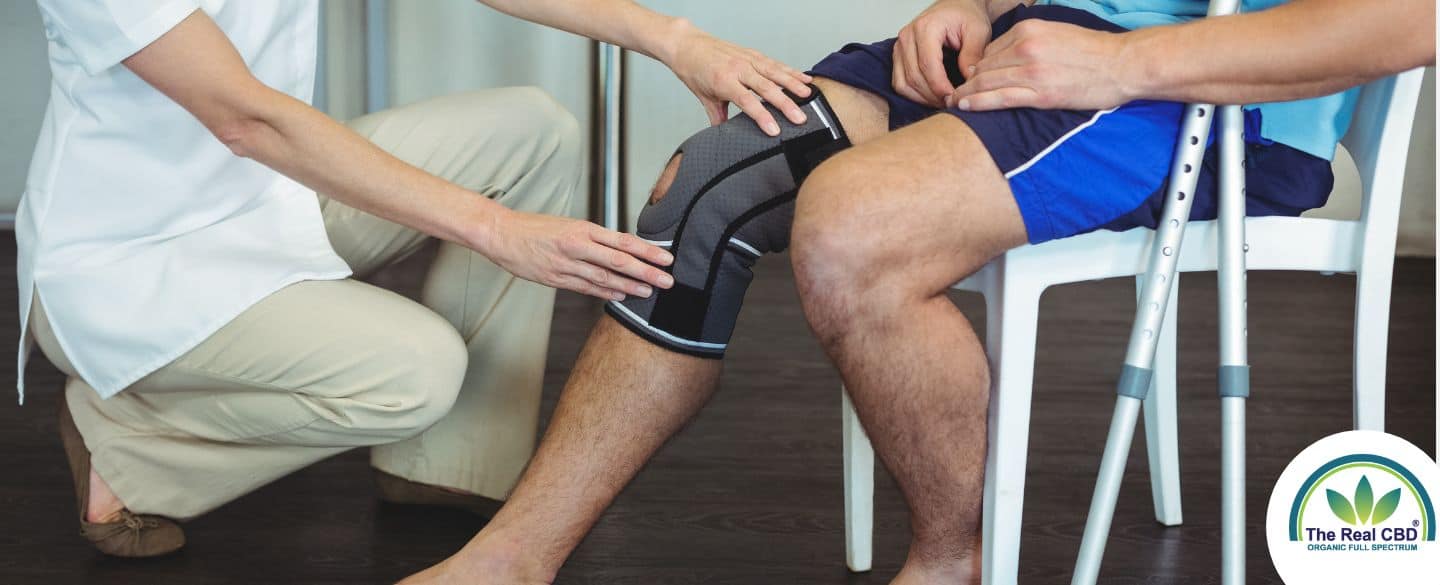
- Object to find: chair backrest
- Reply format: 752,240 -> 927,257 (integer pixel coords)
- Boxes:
1340,69 -> 1426,239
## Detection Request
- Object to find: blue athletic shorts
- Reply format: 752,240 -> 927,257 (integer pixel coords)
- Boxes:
807,4 -> 1334,244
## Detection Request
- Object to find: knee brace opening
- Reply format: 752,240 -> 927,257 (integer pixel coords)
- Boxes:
649,153 -> 683,205
606,85 -> 851,358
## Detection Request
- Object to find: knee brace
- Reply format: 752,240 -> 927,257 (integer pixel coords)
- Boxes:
605,86 -> 850,358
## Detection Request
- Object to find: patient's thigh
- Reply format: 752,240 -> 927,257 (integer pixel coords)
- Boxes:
812,77 -> 890,144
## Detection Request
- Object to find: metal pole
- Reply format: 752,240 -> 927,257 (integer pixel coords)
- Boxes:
314,3 -> 328,113
364,0 -> 389,113
1216,102 -> 1250,585
597,43 -> 624,232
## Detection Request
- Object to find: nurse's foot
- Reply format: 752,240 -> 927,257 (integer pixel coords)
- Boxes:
86,468 -> 125,523
59,399 -> 185,557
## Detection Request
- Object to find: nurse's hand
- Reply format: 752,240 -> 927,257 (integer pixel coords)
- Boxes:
660,19 -> 814,136
482,209 -> 675,301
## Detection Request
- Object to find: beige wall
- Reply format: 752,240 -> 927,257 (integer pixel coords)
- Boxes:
1313,70 -> 1436,256
0,1 -> 1434,255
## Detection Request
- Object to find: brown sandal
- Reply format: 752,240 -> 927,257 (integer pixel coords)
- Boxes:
58,398 -> 185,557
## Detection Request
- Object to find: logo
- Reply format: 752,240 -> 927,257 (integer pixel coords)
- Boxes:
1267,431 -> 1439,583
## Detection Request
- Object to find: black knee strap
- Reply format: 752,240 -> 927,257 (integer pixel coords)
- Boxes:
606,86 -> 850,357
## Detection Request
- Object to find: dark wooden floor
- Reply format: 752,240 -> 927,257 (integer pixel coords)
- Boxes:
0,236 -> 1432,585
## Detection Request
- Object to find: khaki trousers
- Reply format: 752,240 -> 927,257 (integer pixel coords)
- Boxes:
31,87 -> 581,520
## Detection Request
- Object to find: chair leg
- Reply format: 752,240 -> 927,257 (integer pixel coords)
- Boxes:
842,386 -> 874,572
1353,267 -> 1391,431
1139,275 -> 1184,527
981,279 -> 1040,585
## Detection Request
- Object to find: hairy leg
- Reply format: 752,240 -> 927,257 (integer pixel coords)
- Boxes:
401,80 -> 892,584
792,115 -> 1028,584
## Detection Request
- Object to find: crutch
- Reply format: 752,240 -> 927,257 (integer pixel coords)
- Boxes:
1070,0 -> 1249,582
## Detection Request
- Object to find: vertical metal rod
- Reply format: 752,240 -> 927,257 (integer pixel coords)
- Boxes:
1216,105 -> 1249,372
1217,102 -> 1250,585
364,0 -> 390,113
314,3 -> 329,113
1220,398 -> 1247,582
597,43 -> 624,232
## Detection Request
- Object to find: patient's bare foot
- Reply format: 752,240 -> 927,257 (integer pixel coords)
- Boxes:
86,467 -> 125,523
398,536 -> 551,585
889,549 -> 980,585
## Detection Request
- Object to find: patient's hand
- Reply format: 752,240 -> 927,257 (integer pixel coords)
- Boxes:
948,19 -> 1131,112
894,0 -> 993,108
658,19 -> 814,136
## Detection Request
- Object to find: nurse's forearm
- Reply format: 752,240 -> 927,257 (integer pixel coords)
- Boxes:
1119,0 -> 1433,104
476,0 -> 688,64
217,88 -> 506,250
123,12 -> 506,253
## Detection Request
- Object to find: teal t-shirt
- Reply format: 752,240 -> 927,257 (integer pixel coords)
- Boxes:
1036,0 -> 1359,160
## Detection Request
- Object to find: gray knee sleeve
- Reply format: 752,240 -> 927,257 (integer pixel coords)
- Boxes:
605,86 -> 850,358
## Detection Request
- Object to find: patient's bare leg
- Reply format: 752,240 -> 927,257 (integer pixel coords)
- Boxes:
792,113 -> 1028,585
399,80 -> 888,584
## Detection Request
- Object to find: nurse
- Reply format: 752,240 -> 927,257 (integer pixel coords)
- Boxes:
23,0 -> 813,557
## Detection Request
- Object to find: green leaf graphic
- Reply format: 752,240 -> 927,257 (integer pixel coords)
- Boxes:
1355,476 -> 1375,524
1371,489 -> 1402,525
1328,489 -> 1357,525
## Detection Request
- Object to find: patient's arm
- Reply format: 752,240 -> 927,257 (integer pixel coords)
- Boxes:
399,78 -> 888,585
950,0 -> 1434,111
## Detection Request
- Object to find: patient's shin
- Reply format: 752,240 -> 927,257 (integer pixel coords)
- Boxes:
606,86 -> 850,357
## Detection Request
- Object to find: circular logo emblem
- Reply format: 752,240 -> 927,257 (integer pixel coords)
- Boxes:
1266,431 -> 1439,583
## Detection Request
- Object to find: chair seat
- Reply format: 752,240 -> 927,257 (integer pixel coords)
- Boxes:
954,216 -> 1363,295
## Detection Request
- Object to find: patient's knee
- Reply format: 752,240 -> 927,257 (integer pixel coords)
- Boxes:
649,154 -> 683,204
610,85 -> 852,357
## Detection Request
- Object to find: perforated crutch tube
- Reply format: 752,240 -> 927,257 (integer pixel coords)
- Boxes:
1070,3 -> 1243,584
1070,100 -> 1216,585
1216,101 -> 1250,585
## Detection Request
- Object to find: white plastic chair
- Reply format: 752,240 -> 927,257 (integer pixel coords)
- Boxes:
840,69 -> 1426,583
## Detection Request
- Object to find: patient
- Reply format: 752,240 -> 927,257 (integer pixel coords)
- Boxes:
405,1 -> 1433,583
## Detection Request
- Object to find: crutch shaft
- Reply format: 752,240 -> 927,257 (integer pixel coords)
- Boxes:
1072,101 -> 1215,585
1071,395 -> 1143,585
1221,397 -> 1247,584
1217,104 -> 1249,368
1216,103 -> 1250,585
1124,102 -> 1216,368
